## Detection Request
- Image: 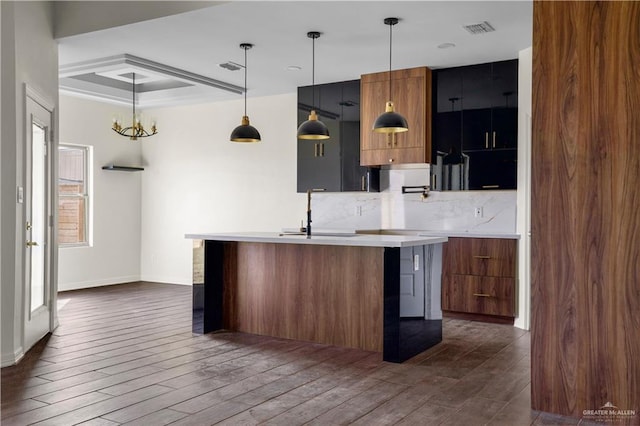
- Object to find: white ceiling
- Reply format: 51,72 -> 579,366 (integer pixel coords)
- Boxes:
57,1 -> 533,108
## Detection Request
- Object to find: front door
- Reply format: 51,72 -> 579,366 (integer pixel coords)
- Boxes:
24,94 -> 54,351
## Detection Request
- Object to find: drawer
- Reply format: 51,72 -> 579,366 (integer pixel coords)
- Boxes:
443,237 -> 516,277
442,274 -> 515,317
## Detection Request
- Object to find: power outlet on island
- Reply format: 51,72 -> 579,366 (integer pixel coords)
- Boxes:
474,207 -> 483,218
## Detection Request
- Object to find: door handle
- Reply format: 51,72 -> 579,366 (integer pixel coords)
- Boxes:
473,255 -> 491,259
314,143 -> 318,157
26,241 -> 39,247
473,293 -> 491,297
361,175 -> 366,191
320,143 -> 324,157
485,132 -> 489,149
492,131 -> 496,148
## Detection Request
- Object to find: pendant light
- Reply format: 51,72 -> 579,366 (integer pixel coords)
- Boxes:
230,43 -> 261,142
373,17 -> 409,134
297,31 -> 330,140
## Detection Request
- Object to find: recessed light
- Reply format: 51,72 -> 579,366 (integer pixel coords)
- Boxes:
437,42 -> 456,49
287,65 -> 302,71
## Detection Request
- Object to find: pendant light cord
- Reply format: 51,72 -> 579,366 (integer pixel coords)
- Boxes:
312,34 -> 316,110
388,22 -> 393,102
132,72 -> 136,123
244,46 -> 248,116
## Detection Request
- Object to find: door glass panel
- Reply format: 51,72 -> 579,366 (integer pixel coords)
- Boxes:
30,122 -> 46,312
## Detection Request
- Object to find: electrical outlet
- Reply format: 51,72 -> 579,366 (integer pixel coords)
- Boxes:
474,207 -> 483,218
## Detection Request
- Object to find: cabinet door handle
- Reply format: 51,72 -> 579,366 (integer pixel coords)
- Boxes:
481,185 -> 500,189
392,133 -> 397,147
485,132 -> 489,149
361,175 -> 366,191
387,134 -> 392,147
473,255 -> 491,259
473,293 -> 491,297
314,143 -> 318,157
389,158 -> 394,163
26,241 -> 39,247
320,143 -> 324,157
492,131 -> 496,148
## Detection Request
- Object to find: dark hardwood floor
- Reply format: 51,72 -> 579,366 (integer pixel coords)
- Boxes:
0,282 -> 573,425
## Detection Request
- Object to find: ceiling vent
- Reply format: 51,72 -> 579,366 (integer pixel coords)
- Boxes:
463,21 -> 495,35
218,61 -> 243,71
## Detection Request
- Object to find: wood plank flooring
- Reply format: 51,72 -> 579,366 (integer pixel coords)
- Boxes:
0,281 -> 567,425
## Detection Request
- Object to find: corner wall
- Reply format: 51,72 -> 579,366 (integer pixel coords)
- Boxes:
1,1 -> 58,366
57,95 -> 142,291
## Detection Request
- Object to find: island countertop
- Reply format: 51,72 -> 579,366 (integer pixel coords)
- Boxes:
185,232 -> 448,248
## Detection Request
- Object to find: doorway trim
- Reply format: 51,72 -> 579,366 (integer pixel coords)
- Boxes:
23,83 -> 58,353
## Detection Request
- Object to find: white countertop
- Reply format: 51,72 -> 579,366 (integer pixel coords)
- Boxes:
185,232 -> 448,248
357,229 -> 520,240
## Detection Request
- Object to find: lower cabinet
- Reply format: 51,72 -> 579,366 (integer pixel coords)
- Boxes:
444,275 -> 514,317
442,237 -> 517,322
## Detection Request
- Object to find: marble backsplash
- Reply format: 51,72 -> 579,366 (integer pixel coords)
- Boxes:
311,168 -> 517,234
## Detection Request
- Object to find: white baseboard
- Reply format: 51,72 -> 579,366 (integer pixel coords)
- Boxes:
57,275 -> 141,292
1,346 -> 24,367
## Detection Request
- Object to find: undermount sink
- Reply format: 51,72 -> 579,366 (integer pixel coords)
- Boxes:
278,232 -> 359,238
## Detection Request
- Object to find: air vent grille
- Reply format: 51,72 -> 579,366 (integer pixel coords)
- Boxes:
218,61 -> 243,71
463,21 -> 496,35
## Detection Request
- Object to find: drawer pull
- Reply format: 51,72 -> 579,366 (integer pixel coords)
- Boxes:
473,293 -> 491,297
473,255 -> 491,259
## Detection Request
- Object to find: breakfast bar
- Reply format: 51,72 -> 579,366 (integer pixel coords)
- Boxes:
186,232 -> 448,363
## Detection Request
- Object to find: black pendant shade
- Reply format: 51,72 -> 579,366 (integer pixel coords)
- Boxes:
297,31 -> 330,140
230,115 -> 261,142
373,101 -> 409,134
298,110 -> 330,140
230,43 -> 261,143
373,17 -> 408,134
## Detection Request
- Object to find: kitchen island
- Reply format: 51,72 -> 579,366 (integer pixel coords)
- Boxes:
186,232 -> 448,362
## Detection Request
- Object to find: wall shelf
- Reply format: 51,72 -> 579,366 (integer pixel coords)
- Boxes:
102,165 -> 144,172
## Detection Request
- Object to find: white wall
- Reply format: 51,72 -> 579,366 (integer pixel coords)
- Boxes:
140,93 -> 305,284
1,1 -> 58,366
515,47 -> 532,330
57,95 -> 143,291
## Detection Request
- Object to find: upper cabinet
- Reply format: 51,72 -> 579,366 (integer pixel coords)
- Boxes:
297,80 -> 379,193
360,67 -> 432,166
432,59 -> 518,191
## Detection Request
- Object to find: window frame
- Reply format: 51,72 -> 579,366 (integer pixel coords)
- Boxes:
58,143 -> 92,248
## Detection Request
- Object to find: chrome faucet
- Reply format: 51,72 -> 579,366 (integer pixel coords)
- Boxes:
306,188 -> 326,237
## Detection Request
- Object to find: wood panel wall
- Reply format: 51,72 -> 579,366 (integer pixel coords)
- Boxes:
532,1 -> 640,419
223,242 -> 384,352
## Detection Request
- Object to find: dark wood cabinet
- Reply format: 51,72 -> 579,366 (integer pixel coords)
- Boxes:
432,60 -> 518,190
360,67 -> 432,166
297,80 -> 378,193
441,237 -> 517,322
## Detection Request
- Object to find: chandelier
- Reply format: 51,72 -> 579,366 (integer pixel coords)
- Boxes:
112,72 -> 157,140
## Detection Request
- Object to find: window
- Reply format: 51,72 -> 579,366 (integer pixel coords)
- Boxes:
58,144 -> 91,246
